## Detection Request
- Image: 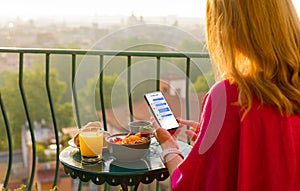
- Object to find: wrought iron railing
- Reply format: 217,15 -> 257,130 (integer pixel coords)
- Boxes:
0,47 -> 210,191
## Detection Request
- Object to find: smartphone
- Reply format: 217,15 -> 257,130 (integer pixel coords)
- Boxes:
144,91 -> 179,131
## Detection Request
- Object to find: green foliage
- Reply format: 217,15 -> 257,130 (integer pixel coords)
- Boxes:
171,39 -> 212,83
0,109 -> 9,151
177,39 -> 208,52
131,79 -> 157,102
2,184 -> 27,191
56,43 -> 81,49
36,142 -> 58,162
193,75 -> 209,92
60,133 -> 71,150
36,142 -> 48,162
0,66 -> 74,150
193,71 -> 215,93
33,54 -> 82,104
2,184 -> 59,191
0,135 -> 8,151
51,186 -> 58,191
77,74 -> 127,122
98,74 -> 127,108
110,36 -> 165,51
0,38 -> 211,151
103,36 -> 169,77
56,102 -> 74,128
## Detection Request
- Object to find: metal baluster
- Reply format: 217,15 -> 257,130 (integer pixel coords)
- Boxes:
71,54 -> 83,191
156,57 -> 161,91
185,58 -> 191,145
99,55 -> 107,131
0,93 -> 13,189
45,53 -> 60,187
127,56 -> 133,122
155,57 -> 161,191
19,52 -> 36,191
77,181 -> 82,191
72,54 -> 81,128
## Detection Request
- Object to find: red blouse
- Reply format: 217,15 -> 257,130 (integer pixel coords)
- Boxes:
172,80 -> 300,191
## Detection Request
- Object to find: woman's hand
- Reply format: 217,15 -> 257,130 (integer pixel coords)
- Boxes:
151,117 -> 179,150
151,117 -> 185,176
177,118 -> 200,141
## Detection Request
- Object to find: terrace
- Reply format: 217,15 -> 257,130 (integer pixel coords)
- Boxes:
0,46 -> 210,191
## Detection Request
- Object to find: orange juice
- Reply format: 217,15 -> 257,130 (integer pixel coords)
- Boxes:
79,131 -> 103,160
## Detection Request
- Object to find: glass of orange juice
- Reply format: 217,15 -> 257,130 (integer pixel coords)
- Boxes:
79,125 -> 103,163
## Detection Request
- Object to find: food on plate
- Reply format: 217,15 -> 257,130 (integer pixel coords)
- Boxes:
102,131 -> 111,147
107,133 -> 151,162
74,133 -> 80,147
110,132 -> 149,145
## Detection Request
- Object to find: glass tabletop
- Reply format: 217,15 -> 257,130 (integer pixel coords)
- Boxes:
59,138 -> 192,187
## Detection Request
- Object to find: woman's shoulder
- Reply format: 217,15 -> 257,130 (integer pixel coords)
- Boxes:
208,79 -> 239,100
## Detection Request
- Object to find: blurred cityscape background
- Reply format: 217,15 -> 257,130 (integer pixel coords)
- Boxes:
0,0 -> 299,190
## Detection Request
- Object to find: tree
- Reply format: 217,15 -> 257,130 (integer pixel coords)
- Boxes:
76,74 -> 127,124
0,66 -> 74,150
173,39 -> 212,83
192,71 -> 215,93
56,102 -> 74,128
177,39 -> 208,52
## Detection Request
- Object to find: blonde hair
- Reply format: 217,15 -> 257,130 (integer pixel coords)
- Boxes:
206,0 -> 300,116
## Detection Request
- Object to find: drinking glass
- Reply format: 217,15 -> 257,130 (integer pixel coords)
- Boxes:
139,125 -> 154,138
79,125 -> 103,163
128,120 -> 153,136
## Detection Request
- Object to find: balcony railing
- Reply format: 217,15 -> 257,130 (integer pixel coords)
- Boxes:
0,47 -> 210,191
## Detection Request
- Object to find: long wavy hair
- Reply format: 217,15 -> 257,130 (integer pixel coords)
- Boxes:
206,0 -> 300,117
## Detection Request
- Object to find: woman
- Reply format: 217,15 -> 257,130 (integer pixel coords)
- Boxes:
153,0 -> 300,190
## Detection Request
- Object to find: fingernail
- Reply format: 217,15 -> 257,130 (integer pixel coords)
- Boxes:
192,134 -> 197,141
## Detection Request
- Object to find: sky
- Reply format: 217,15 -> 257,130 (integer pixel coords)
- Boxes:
0,0 -> 206,18
0,0 -> 299,19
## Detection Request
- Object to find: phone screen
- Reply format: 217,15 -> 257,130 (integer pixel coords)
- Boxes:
144,91 -> 179,130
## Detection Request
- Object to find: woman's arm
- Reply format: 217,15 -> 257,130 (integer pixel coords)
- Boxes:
152,118 -> 199,176
153,127 -> 183,176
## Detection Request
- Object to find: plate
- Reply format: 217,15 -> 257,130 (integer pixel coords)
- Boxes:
68,138 -> 79,148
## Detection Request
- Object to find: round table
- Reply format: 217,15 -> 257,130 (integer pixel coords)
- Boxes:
59,139 -> 191,191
